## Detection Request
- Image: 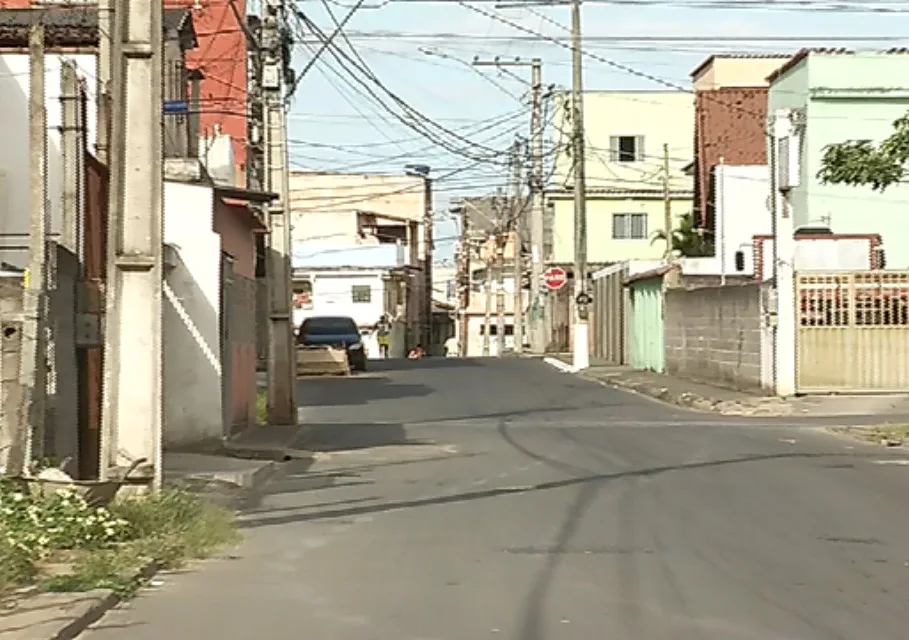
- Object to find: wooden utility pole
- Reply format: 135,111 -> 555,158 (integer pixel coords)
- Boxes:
262,0 -> 297,424
662,142 -> 673,259
570,0 -> 589,370
472,57 -> 545,354
10,25 -> 50,475
100,0 -> 164,487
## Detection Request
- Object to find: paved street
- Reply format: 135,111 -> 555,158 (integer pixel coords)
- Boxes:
84,358 -> 909,639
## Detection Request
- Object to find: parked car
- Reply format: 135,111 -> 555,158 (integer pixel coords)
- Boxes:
296,315 -> 366,372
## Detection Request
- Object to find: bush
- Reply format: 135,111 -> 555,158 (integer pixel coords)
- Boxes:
0,482 -> 239,597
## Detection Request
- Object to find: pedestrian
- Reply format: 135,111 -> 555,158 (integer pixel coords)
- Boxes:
376,314 -> 391,358
444,335 -> 459,357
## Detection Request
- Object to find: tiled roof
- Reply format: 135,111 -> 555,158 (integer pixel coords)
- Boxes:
690,53 -> 792,80
0,8 -> 194,48
765,48 -> 852,84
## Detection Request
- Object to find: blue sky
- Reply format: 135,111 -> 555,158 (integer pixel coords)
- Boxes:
281,0 -> 909,260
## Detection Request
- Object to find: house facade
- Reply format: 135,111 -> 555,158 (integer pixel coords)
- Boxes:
288,171 -> 433,352
767,49 -> 909,268
546,91 -> 695,264
690,55 -> 790,229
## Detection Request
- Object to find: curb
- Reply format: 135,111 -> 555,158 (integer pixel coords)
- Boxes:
47,561 -> 160,640
580,372 -> 794,417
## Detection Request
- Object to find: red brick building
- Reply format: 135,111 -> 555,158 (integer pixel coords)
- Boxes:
690,55 -> 791,230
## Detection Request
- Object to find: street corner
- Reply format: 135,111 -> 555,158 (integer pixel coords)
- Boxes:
824,424 -> 909,448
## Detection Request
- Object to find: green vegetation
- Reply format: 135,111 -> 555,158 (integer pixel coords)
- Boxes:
818,113 -> 909,191
0,481 -> 239,599
651,211 -> 714,257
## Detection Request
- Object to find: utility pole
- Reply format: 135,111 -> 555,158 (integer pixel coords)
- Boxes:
457,212 -> 470,358
509,139 -> 525,354
9,25 -> 50,476
472,57 -> 545,354
61,61 -> 80,254
100,0 -> 164,487
96,0 -> 113,165
262,0 -> 297,425
570,0 -> 590,371
495,195 -> 506,356
482,232 -> 493,357
662,142 -> 672,260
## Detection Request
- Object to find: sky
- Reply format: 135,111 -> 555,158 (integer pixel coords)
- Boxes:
278,0 -> 909,261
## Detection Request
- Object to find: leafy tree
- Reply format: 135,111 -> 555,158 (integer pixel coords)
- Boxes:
652,211 -> 713,257
817,113 -> 909,191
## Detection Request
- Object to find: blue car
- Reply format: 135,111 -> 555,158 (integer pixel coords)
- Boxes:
296,315 -> 367,372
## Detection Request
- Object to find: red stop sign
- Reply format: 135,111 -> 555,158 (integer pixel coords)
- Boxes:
543,266 -> 567,291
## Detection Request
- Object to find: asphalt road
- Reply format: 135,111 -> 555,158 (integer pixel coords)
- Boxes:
84,357 -> 909,639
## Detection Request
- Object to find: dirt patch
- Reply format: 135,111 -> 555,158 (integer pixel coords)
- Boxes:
827,424 -> 909,447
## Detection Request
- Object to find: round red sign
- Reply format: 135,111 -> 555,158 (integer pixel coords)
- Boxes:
543,266 -> 567,291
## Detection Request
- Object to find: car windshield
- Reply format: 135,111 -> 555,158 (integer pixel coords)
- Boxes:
301,317 -> 358,336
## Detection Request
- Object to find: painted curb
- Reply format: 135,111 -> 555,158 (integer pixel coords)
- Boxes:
542,356 -> 578,374
48,561 -> 160,640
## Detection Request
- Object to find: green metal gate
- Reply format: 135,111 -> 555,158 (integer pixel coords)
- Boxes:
628,277 -> 664,372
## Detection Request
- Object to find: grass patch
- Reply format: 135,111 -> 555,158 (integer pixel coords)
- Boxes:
831,424 -> 909,445
256,389 -> 268,425
0,483 -> 240,599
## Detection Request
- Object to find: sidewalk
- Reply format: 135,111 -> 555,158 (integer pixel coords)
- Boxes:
546,355 -> 909,418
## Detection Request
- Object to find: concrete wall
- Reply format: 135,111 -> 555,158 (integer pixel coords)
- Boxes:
213,199 -> 258,433
0,275 -> 24,472
0,53 -> 97,268
691,56 -> 790,91
663,282 -> 767,392
163,181 -> 223,447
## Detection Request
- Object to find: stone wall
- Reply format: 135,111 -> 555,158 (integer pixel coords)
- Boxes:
664,282 -> 767,392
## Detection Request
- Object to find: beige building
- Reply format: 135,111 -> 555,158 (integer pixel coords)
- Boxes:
691,54 -> 791,91
288,171 -> 433,351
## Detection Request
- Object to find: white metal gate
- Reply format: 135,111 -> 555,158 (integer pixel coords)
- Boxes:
796,270 -> 909,393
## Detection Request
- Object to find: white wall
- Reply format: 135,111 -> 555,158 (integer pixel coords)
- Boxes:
759,237 -> 873,281
714,165 -> 773,276
0,54 -> 97,267
465,315 -> 515,357
162,181 -> 223,447
293,270 -> 385,328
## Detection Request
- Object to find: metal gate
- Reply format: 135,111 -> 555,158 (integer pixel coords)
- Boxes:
796,270 -> 909,393
590,262 -> 628,364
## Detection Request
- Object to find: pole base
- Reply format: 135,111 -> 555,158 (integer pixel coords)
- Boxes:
572,321 -> 589,371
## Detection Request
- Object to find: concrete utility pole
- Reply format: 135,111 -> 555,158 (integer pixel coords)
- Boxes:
262,0 -> 297,425
472,57 -> 545,354
662,142 -> 672,260
61,61 -> 80,254
457,212 -> 470,358
570,0 -> 590,371
9,25 -> 50,476
100,0 -> 164,487
482,232 -> 493,357
495,196 -> 506,356
509,139 -> 525,354
96,0 -> 113,165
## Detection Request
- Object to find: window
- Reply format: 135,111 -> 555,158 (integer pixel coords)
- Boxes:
351,285 -> 372,303
609,135 -> 644,162
612,213 -> 648,240
479,325 -> 515,336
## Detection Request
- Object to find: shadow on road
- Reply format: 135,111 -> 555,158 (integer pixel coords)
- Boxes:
237,448 -> 874,531
295,421 -> 438,452
297,375 -> 434,407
